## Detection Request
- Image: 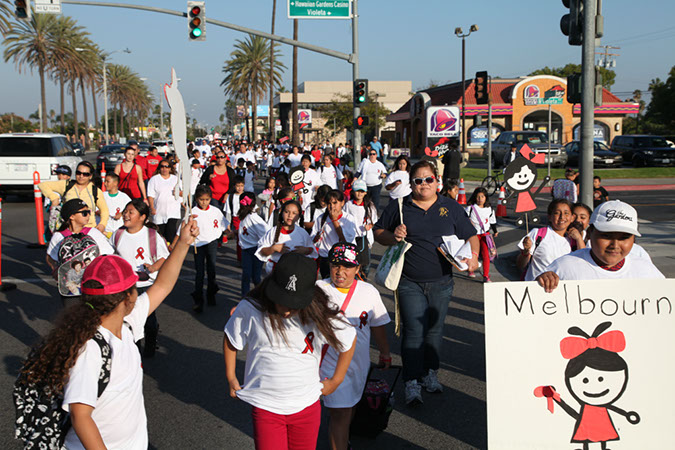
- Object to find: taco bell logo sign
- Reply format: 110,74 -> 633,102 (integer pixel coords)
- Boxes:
426,106 -> 460,138
298,109 -> 311,130
524,85 -> 540,106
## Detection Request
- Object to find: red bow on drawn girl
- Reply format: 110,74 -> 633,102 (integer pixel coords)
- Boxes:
518,144 -> 546,164
560,330 -> 626,360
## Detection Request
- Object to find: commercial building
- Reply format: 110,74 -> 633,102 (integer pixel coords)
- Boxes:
386,75 -> 640,157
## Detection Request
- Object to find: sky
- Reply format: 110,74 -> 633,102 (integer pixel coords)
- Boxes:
1,0 -> 674,130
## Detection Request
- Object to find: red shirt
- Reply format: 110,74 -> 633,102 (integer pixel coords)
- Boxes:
209,168 -> 230,203
145,155 -> 163,179
311,149 -> 322,162
135,155 -> 148,180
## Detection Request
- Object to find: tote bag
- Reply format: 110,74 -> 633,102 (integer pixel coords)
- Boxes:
375,198 -> 411,291
472,205 -> 497,261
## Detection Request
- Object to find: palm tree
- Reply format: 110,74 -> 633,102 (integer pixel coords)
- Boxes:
0,1 -> 12,37
221,34 -> 285,142
3,13 -> 67,132
268,0 -> 277,141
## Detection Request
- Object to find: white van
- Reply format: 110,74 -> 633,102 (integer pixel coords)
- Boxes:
0,133 -> 82,192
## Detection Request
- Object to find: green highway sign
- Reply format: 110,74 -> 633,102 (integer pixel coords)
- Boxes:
288,0 -> 352,19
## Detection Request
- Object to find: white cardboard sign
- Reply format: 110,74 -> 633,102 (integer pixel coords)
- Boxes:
485,279 -> 675,449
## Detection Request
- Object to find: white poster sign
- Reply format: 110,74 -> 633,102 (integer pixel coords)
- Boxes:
485,279 -> 675,449
35,0 -> 61,14
426,106 -> 460,138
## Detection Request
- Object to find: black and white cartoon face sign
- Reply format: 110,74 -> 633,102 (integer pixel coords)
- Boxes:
504,158 -> 538,193
567,366 -> 628,407
289,167 -> 308,194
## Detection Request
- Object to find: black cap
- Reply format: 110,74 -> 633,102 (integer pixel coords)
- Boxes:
60,198 -> 88,222
264,253 -> 317,309
55,165 -> 72,176
328,242 -> 360,267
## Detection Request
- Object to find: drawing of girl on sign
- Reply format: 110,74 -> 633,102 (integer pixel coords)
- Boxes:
534,322 -> 640,450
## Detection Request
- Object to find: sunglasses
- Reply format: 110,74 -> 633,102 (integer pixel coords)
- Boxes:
216,156 -> 226,159
369,153 -> 377,156
77,210 -> 91,217
76,171 -> 92,177
159,165 -> 170,169
412,176 -> 436,185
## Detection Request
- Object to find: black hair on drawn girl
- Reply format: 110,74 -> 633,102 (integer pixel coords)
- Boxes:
564,322 -> 628,380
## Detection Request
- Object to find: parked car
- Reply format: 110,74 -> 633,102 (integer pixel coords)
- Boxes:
151,140 -> 174,157
0,133 -> 81,193
610,135 -> 675,167
484,131 -> 568,168
562,141 -> 623,168
96,144 -> 128,173
71,142 -> 85,156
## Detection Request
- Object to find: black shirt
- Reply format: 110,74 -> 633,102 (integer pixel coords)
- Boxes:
593,186 -> 609,208
375,194 -> 476,282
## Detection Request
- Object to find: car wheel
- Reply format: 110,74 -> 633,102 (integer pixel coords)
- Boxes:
633,155 -> 646,168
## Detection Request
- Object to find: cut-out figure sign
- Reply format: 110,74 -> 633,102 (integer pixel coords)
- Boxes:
502,144 -> 550,213
289,167 -> 309,195
535,322 -> 640,449
164,69 -> 191,214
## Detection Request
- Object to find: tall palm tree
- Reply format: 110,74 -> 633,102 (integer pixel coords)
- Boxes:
221,34 -> 285,142
0,1 -> 12,37
3,13 -> 66,132
268,0 -> 277,141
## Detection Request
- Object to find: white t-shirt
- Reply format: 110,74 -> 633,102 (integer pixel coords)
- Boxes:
147,175 -> 182,225
384,170 -> 412,199
311,211 -> 358,258
224,193 -> 242,224
317,279 -> 390,408
230,152 -> 247,167
357,159 -> 387,187
239,212 -> 271,250
343,200 -> 378,243
465,205 -> 496,234
188,205 -> 229,247
62,293 -> 150,450
303,204 -> 325,226
110,227 -> 170,288
318,165 -> 344,190
224,299 -> 356,415
190,167 -> 203,196
518,226 -> 572,281
47,227 -> 114,261
103,191 -> 132,235
546,248 -> 664,280
255,225 -> 318,275
287,152 -> 303,168
244,170 -> 255,193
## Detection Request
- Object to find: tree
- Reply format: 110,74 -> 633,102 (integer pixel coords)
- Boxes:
0,1 -> 12,37
644,66 -> 675,134
529,63 -> 616,90
320,93 -> 391,138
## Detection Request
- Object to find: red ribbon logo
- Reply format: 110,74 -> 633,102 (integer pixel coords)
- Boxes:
359,311 -> 368,329
213,219 -> 219,228
302,332 -> 314,354
135,247 -> 144,260
242,226 -> 248,236
534,385 -> 561,413
115,207 -> 120,215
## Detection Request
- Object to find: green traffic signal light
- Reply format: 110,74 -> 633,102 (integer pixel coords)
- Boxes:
191,28 -> 202,38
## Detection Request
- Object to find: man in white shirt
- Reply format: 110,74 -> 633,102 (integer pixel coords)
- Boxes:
537,200 -> 664,292
287,145 -> 304,168
356,150 -> 387,210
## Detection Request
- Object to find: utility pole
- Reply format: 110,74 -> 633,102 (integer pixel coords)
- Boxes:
352,0 -> 361,167
579,0 -> 597,208
595,45 -> 620,68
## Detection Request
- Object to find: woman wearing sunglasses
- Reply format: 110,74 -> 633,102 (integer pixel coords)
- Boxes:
199,149 -> 237,211
147,160 -> 183,243
355,147 -> 387,210
39,161 -> 109,233
373,160 -> 480,406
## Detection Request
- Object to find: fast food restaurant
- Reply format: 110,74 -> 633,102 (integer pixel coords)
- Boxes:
386,75 -> 640,157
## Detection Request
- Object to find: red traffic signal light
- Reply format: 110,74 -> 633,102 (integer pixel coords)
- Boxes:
355,116 -> 369,128
15,0 -> 31,21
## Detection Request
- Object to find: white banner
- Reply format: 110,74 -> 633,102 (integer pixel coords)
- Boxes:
485,279 -> 675,449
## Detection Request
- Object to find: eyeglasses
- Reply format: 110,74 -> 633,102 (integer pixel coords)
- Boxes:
216,156 -> 226,159
412,176 -> 436,185
159,165 -> 170,169
77,210 -> 91,217
76,171 -> 92,177
369,153 -> 377,156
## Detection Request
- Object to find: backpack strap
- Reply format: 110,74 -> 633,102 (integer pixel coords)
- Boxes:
533,227 -> 548,254
80,227 -> 91,235
60,229 -> 73,238
112,227 -> 126,249
90,331 -> 112,397
63,179 -> 77,198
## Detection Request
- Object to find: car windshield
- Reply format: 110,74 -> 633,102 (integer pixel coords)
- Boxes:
101,146 -> 126,154
635,137 -> 669,148
594,142 -> 611,152
516,133 -> 548,144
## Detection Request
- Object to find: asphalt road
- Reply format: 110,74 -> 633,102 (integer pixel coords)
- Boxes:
0,183 -> 670,449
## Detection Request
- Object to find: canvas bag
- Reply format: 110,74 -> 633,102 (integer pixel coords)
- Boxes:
374,198 -> 412,291
471,205 -> 497,261
57,228 -> 100,297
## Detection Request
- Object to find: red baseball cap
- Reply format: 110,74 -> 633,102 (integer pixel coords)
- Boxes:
81,255 -> 138,295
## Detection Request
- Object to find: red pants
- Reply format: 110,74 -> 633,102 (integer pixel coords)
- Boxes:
251,401 -> 321,450
478,233 -> 490,277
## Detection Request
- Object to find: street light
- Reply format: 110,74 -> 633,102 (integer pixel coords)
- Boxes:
454,24 -> 478,155
77,47 -> 131,145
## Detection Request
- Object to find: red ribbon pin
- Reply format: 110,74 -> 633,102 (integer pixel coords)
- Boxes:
135,247 -> 145,259
213,219 -> 219,229
359,311 -> 368,329
534,385 -> 561,413
302,332 -> 314,354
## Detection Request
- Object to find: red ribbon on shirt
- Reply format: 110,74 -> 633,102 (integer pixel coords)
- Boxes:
213,219 -> 219,229
359,311 -> 368,329
302,332 -> 314,354
135,247 -> 144,259
115,207 -> 120,215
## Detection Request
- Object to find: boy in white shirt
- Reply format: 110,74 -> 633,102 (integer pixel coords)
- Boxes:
103,173 -> 132,237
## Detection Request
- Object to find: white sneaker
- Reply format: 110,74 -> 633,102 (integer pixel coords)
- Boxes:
404,380 -> 423,405
421,369 -> 443,393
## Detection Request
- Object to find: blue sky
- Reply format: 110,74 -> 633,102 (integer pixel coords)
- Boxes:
1,0 -> 673,129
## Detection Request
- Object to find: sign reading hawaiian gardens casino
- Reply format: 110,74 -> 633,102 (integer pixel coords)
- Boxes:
288,0 -> 352,19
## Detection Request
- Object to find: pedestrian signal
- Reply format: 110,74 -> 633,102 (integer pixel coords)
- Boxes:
187,1 -> 206,41
355,116 -> 369,129
560,0 -> 583,46
474,71 -> 489,105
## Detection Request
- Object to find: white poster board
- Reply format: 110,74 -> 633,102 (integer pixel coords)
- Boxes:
485,279 -> 675,449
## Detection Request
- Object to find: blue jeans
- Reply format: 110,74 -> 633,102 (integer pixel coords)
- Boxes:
367,184 -> 382,210
241,246 -> 263,297
397,276 -> 455,382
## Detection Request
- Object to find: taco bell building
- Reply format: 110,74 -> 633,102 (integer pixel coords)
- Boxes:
386,75 -> 640,157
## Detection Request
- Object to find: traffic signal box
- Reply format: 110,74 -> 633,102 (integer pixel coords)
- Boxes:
354,79 -> 368,106
474,71 -> 489,105
15,0 -> 31,21
187,1 -> 206,41
355,116 -> 369,129
560,0 -> 583,46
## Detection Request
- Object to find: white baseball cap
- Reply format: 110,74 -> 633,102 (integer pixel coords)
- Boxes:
590,200 -> 641,236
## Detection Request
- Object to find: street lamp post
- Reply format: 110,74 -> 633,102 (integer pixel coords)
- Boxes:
454,24 -> 478,155
374,92 -> 387,139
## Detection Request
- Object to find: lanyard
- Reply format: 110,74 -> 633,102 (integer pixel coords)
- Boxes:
336,280 -> 358,313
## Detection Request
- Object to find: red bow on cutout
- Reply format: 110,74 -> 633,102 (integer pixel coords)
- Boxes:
560,330 -> 626,360
302,332 -> 314,354
518,144 -> 546,164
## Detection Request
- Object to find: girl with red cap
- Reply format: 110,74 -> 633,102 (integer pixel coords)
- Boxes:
16,217 -> 200,450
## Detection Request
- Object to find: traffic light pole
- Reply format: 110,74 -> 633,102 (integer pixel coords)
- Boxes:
579,0 -> 597,208
352,0 -> 362,168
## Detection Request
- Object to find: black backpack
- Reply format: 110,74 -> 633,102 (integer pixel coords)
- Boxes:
14,332 -> 112,449
57,228 -> 100,297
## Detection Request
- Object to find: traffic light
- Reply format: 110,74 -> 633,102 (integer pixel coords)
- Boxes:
15,0 -> 31,21
355,116 -> 369,129
560,0 -> 583,46
474,71 -> 489,105
354,79 -> 368,106
187,1 -> 206,41
566,73 -> 582,104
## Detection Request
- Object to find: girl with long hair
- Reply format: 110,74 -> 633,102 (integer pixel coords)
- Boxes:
114,147 -> 147,202
344,180 -> 378,278
224,253 -> 356,450
465,187 -> 498,282
311,190 -> 358,278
